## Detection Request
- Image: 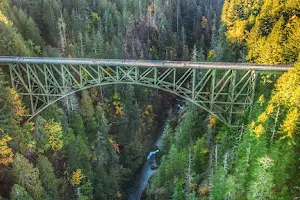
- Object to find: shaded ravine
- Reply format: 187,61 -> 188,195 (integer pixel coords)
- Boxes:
127,109 -> 172,200
127,148 -> 160,200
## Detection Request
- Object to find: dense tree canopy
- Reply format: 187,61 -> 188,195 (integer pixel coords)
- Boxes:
0,0 -> 299,199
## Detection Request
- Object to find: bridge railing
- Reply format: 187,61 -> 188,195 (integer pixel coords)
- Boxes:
0,57 -> 293,127
0,56 -> 292,70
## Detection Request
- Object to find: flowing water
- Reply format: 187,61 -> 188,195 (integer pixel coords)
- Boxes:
127,109 -> 171,200
127,149 -> 159,200
127,127 -> 164,200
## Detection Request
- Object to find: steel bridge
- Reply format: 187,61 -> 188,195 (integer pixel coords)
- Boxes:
0,57 -> 292,127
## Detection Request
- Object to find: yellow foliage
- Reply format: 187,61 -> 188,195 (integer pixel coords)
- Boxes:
249,120 -> 256,130
144,110 -> 149,115
27,140 -> 36,149
198,184 -> 210,196
70,169 -> 84,186
0,135 -> 14,166
270,64 -> 300,108
201,16 -> 208,28
91,12 -> 99,21
45,120 -> 63,151
266,104 -> 275,115
253,124 -> 265,137
258,95 -> 265,106
113,92 -> 124,116
201,147 -> 209,154
257,112 -> 268,123
281,108 -> 299,138
147,4 -> 154,16
260,74 -> 274,85
207,115 -> 216,128
8,88 -> 26,118
108,137 -> 114,145
105,67 -> 111,73
208,50 -> 215,59
143,104 -> 153,116
189,182 -> 197,191
24,122 -> 35,135
115,191 -> 122,199
227,20 -> 248,44
0,11 -> 10,25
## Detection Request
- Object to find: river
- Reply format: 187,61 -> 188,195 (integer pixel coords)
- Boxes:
127,108 -> 172,200
127,151 -> 158,199
127,137 -> 161,200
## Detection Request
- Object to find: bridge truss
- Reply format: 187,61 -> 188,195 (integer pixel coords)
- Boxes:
1,57 -> 292,127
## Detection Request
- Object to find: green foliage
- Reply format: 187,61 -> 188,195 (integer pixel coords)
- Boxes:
193,137 -> 208,175
80,90 -> 94,121
174,108 -> 202,151
270,140 -> 297,199
36,155 -> 60,199
248,156 -> 274,199
2,0 -> 300,199
69,112 -> 85,136
35,117 -> 63,152
172,178 -> 185,200
157,145 -> 187,187
160,123 -> 173,154
63,129 -> 92,177
211,167 -> 228,200
0,9 -> 32,56
10,184 -> 33,200
12,154 -> 43,199
42,104 -> 68,131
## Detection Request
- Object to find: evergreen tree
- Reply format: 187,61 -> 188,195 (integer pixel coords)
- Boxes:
172,178 -> 185,200
36,155 -> 60,199
69,112 -> 85,136
12,154 -> 43,199
10,184 -> 33,200
0,11 -> 32,56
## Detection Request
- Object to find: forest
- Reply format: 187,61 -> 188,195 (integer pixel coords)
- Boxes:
0,0 -> 299,199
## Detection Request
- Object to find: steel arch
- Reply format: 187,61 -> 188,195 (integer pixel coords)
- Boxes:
1,57 -> 292,127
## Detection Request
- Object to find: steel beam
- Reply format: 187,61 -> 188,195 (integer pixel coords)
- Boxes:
0,57 -> 292,127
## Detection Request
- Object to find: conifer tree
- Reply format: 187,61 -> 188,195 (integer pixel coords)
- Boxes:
10,184 -> 33,200
12,154 -> 43,199
36,155 -> 60,199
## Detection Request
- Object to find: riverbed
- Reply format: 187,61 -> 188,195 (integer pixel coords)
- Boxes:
127,123 -> 165,200
127,109 -> 172,200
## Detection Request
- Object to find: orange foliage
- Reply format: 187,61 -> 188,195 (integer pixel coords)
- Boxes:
115,106 -> 124,116
207,115 -> 217,128
71,169 -> 84,186
109,138 -> 120,153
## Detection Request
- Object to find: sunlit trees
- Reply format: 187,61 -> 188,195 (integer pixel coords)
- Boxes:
44,120 -> 63,151
0,134 -> 14,166
35,117 -> 63,152
0,11 -> 32,56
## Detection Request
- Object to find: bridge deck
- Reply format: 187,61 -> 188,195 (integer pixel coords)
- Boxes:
0,56 -> 293,71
